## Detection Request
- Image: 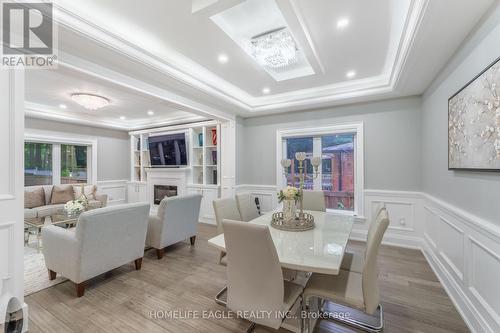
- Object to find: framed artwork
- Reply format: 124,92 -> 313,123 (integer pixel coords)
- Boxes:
448,56 -> 500,171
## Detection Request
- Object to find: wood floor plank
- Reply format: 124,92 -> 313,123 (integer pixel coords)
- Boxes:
25,223 -> 470,333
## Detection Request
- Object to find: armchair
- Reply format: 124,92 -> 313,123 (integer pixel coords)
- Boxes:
146,194 -> 202,259
42,203 -> 150,297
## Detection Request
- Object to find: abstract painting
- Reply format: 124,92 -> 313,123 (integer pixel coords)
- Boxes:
448,56 -> 500,170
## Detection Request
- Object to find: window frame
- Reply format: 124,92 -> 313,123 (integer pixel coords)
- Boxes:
276,123 -> 364,217
25,132 -> 97,185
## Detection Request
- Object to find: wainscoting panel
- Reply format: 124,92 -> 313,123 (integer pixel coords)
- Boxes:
359,190 -> 424,249
97,180 -> 128,206
0,221 -> 13,290
234,184 -> 278,213
438,216 -> 465,282
423,194 -> 500,333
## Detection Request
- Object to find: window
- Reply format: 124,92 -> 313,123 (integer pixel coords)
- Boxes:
321,134 -> 355,211
61,145 -> 88,184
277,124 -> 364,215
24,143 -> 53,186
24,138 -> 95,186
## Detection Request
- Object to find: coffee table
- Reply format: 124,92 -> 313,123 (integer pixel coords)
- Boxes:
24,210 -> 84,251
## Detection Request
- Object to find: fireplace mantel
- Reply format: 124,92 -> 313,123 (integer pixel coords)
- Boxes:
145,168 -> 190,207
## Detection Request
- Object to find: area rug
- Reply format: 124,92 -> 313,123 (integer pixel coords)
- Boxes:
24,236 -> 67,296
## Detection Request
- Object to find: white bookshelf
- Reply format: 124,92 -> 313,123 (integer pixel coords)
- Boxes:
189,124 -> 220,186
130,133 -> 150,183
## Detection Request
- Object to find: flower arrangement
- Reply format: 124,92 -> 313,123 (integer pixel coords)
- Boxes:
64,199 -> 86,215
277,186 -> 301,203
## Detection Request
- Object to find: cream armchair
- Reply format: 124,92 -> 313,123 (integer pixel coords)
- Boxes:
146,194 -> 202,259
42,203 -> 150,297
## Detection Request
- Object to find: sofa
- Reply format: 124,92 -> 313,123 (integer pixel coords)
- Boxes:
146,194 -> 202,259
24,184 -> 108,219
41,202 -> 150,297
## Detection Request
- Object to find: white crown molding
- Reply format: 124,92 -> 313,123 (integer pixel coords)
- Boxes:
51,0 -> 429,115
25,102 -> 206,131
56,52 -> 235,121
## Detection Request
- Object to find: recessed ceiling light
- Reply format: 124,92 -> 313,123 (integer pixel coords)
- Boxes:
218,54 -> 229,64
119,116 -> 126,120
147,110 -> 155,116
59,104 -> 67,109
346,70 -> 356,79
337,18 -> 350,29
262,87 -> 271,94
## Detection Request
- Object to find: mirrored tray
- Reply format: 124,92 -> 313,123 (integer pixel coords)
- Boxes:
271,212 -> 315,232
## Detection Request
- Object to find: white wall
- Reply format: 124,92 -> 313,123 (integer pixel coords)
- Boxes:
239,97 -> 422,191
422,3 -> 500,225
421,4 -> 500,333
25,118 -> 130,181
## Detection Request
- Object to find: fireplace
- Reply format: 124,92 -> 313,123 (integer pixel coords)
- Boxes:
154,185 -> 178,205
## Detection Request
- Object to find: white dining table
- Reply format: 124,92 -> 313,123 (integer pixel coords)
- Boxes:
208,210 -> 355,275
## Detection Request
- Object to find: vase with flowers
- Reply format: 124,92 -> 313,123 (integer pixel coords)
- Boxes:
277,186 -> 301,221
64,199 -> 86,217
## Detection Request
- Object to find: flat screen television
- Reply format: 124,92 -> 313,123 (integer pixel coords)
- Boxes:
149,133 -> 188,167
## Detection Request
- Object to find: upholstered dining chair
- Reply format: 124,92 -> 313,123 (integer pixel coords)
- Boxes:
212,198 -> 242,265
302,208 -> 390,332
341,205 -> 387,274
222,219 -> 304,332
235,193 -> 260,222
301,190 -> 326,212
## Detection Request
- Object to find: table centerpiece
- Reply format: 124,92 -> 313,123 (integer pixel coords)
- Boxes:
271,152 -> 321,231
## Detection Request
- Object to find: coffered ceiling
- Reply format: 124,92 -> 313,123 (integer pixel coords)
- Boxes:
25,0 -> 495,127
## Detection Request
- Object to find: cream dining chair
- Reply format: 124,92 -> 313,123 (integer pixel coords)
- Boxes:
301,190 -> 326,212
302,208 -> 390,332
235,192 -> 298,282
223,219 -> 304,332
341,205 -> 386,273
235,193 -> 261,222
212,198 -> 242,266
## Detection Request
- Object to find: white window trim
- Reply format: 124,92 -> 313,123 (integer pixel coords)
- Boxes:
25,131 -> 98,185
276,123 -> 364,217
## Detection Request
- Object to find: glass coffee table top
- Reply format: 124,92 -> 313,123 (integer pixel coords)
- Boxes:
24,209 -> 87,250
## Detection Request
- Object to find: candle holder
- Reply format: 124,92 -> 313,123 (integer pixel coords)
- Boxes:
273,152 -> 321,231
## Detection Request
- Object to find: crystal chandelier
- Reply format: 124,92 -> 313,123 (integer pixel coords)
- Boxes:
250,27 -> 297,69
71,93 -> 110,110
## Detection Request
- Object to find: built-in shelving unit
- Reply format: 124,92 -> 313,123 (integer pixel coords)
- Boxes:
130,133 -> 150,183
128,121 -> 224,224
189,124 -> 220,186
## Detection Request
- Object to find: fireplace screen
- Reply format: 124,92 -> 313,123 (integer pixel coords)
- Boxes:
154,185 -> 178,205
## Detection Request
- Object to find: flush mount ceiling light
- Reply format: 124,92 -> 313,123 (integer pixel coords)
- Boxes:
346,70 -> 356,79
262,87 -> 271,94
71,93 -> 110,110
337,17 -> 350,29
249,27 -> 297,69
218,54 -> 229,64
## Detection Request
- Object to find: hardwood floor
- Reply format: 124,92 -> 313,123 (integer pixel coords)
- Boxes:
25,224 -> 469,333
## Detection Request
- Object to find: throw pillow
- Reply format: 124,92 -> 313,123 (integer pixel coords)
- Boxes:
73,184 -> 96,200
50,185 -> 75,204
24,187 -> 46,208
